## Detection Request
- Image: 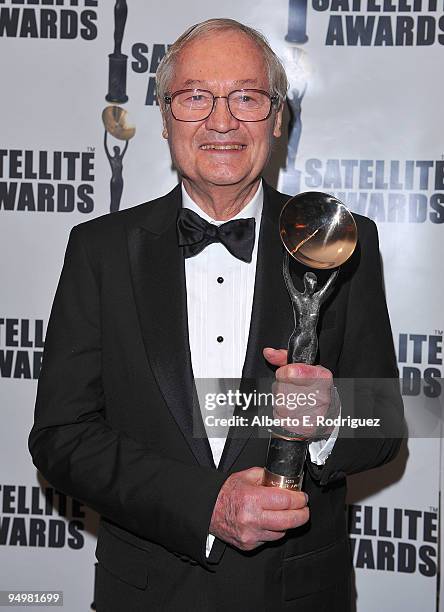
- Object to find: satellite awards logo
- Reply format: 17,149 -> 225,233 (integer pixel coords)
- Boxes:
279,0 -> 444,47
397,331 -> 442,398
279,1 -> 444,224
312,1 -> 444,46
0,484 -> 86,549
0,317 -> 45,379
0,1 -> 98,40
102,1 -> 136,214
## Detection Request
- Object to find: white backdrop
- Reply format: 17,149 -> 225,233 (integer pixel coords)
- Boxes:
0,1 -> 443,610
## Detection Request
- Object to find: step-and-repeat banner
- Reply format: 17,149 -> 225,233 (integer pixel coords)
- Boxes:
1,1 -> 443,610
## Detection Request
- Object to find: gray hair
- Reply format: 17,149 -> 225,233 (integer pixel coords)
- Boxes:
156,18 -> 288,112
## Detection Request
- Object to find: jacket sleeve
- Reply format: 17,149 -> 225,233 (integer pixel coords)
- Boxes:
28,225 -> 228,566
307,218 -> 405,486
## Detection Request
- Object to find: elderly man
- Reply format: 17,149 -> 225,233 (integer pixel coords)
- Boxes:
29,18 -> 403,612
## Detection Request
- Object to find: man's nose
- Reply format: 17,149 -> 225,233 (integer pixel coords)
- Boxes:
204,97 -> 240,132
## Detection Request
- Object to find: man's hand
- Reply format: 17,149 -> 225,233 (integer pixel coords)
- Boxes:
263,347 -> 335,438
209,467 -> 309,551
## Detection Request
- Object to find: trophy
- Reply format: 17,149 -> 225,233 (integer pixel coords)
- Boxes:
102,105 -> 136,213
103,3 -> 136,213
262,192 -> 358,490
280,46 -> 310,194
106,0 -> 129,103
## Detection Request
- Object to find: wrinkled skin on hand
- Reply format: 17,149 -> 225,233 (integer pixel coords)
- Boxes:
209,467 -> 309,551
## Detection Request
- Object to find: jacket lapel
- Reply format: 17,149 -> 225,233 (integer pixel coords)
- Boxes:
218,183 -> 294,472
126,185 -> 215,468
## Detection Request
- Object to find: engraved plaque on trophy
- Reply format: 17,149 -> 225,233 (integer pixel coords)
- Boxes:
262,192 -> 358,491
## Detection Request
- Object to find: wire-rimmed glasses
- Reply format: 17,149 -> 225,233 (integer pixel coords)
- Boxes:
164,89 -> 279,122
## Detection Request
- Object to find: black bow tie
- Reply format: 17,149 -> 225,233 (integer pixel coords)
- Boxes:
177,208 -> 256,263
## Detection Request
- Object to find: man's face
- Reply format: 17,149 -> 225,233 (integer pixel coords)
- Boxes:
162,30 -> 283,189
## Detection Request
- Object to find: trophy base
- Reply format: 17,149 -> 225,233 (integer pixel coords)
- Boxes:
262,468 -> 303,491
285,34 -> 309,44
105,94 -> 129,104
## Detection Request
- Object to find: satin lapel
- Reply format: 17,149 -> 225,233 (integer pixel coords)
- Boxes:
127,186 -> 214,468
218,184 -> 294,472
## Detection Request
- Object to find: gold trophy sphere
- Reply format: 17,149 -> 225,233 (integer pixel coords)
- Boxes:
279,191 -> 358,269
102,105 -> 136,141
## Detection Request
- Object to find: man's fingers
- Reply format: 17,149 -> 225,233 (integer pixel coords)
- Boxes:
263,347 -> 288,366
272,382 -> 331,410
262,350 -> 333,382
211,468 -> 310,552
260,507 -> 310,531
260,529 -> 287,542
276,363 -> 333,382
259,488 -> 308,511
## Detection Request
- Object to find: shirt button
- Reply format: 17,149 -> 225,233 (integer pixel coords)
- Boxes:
217,277 -> 224,284
217,336 -> 224,343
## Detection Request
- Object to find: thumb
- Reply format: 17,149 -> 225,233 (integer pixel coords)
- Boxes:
241,466 -> 266,485
263,347 -> 288,367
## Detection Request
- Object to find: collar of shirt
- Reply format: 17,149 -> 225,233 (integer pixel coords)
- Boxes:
180,180 -> 264,229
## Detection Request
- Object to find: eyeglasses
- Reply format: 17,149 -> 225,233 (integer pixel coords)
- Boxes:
164,89 -> 280,122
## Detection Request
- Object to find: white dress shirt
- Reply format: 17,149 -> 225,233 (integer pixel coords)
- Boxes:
181,181 -> 338,556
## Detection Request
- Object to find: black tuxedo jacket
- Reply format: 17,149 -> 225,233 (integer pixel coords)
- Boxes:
29,182 -> 403,612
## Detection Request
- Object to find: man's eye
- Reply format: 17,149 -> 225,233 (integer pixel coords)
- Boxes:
234,94 -> 259,106
186,94 -> 211,105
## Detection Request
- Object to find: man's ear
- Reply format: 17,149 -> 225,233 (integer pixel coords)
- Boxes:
272,103 -> 284,138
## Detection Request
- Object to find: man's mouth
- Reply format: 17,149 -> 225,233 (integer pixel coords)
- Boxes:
199,144 -> 246,150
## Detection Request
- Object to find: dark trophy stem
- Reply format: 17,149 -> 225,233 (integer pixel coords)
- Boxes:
106,0 -> 129,103
104,131 -> 129,213
264,251 -> 338,490
285,0 -> 309,43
